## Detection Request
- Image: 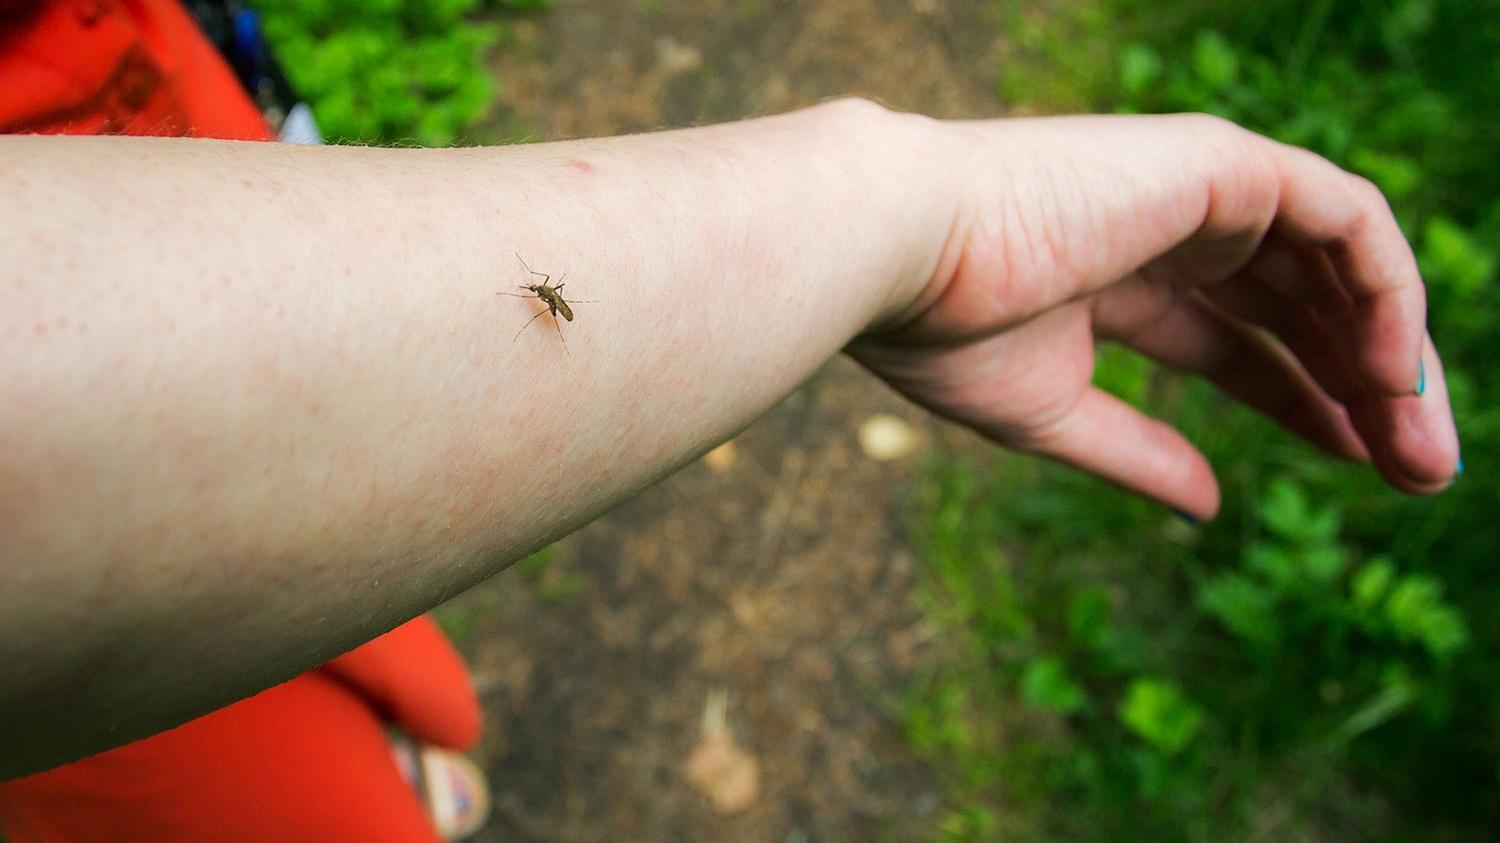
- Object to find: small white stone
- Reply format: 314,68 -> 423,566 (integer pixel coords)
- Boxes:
858,414 -> 919,461
704,440 -> 738,473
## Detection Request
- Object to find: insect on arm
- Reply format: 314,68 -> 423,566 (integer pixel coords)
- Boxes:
497,253 -> 598,353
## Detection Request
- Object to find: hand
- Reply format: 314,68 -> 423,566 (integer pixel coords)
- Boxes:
851,113 -> 1460,519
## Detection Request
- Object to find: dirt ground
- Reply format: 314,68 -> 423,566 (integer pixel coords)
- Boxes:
445,2 -> 1013,839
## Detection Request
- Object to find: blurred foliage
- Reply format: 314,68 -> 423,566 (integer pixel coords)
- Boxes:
253,0 -> 545,145
912,0 -> 1499,839
516,544 -> 586,604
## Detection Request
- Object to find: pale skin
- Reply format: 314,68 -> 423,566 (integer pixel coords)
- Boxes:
0,99 -> 1460,777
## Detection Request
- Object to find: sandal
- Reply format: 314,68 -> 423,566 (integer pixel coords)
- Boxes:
390,735 -> 492,841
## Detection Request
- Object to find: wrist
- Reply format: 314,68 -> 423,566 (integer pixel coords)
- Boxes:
800,99 -> 963,334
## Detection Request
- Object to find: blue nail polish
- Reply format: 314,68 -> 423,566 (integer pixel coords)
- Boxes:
1174,509 -> 1200,526
1416,358 -> 1426,396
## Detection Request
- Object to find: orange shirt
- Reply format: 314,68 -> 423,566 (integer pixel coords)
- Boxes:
0,7 -> 480,839
0,0 -> 272,139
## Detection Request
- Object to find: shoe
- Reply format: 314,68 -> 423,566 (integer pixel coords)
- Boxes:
391,736 -> 492,841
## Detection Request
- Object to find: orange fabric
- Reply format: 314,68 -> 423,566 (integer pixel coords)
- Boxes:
0,0 -> 273,139
324,617 -> 484,752
0,617 -> 481,842
0,5 -> 482,840
0,667 -> 445,843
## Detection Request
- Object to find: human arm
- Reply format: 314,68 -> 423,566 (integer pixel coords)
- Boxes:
0,101 -> 1459,776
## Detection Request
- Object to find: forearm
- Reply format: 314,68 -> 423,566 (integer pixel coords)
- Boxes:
0,99 -> 946,774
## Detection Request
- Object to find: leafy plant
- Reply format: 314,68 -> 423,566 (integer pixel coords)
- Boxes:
909,1 -> 1499,838
252,0 -> 540,145
1117,679 -> 1202,756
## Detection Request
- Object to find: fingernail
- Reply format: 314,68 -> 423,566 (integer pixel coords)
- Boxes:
1415,358 -> 1426,396
1174,509 -> 1200,526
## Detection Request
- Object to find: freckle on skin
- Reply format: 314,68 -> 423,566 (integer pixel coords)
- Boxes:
33,322 -> 47,336
567,158 -> 594,175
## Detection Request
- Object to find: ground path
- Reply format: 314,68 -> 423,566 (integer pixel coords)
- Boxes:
448,3 -> 1012,838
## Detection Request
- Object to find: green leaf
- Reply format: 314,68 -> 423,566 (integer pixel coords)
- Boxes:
1351,557 -> 1396,613
1384,575 -> 1470,659
1246,543 -> 1298,588
1420,216 -> 1496,297
1300,505 -> 1342,545
1300,545 -> 1347,585
1198,574 -> 1279,646
1258,478 -> 1341,547
1349,148 -> 1423,200
1259,478 -> 1309,541
1119,43 -> 1163,98
1190,31 -> 1240,92
1118,678 -> 1204,755
259,0 -> 496,145
1019,656 -> 1088,714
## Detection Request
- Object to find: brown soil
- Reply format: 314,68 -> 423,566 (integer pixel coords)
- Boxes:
446,2 -> 1011,839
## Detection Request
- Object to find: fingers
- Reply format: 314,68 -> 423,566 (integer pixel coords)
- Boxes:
1098,267 -> 1458,490
1267,143 -> 1427,396
1347,336 -> 1461,494
1199,237 -> 1459,489
1150,135 -> 1427,402
1199,273 -> 1366,405
859,306 -> 1221,518
938,117 -> 1427,405
1011,386 -> 1222,520
1151,134 -> 1447,488
901,113 -> 1452,508
1092,278 -> 1369,462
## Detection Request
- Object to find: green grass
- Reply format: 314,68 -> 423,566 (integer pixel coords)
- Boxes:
905,1 -> 1500,839
254,0 -> 548,146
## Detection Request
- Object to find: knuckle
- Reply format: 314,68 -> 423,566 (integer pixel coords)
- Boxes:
828,93 -> 882,116
1341,175 -> 1390,237
1178,112 -> 1278,191
820,96 -> 946,147
1351,174 -> 1391,211
818,95 -> 890,124
1179,111 -> 1241,137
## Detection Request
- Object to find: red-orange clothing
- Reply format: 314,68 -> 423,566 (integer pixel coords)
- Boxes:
1,619 -> 480,843
0,0 -> 272,139
0,3 -> 481,841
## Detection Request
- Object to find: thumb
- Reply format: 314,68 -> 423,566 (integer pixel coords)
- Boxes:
1004,386 -> 1221,521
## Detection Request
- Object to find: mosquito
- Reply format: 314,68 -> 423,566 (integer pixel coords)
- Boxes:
497,253 -> 597,353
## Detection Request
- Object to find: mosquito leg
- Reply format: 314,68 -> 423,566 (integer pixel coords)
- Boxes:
553,313 -> 570,357
512,309 -> 547,341
515,252 -> 550,284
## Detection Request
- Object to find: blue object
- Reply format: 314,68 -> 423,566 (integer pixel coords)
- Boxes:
233,8 -> 267,86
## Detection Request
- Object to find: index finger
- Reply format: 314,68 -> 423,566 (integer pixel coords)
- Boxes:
1267,142 -> 1427,397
